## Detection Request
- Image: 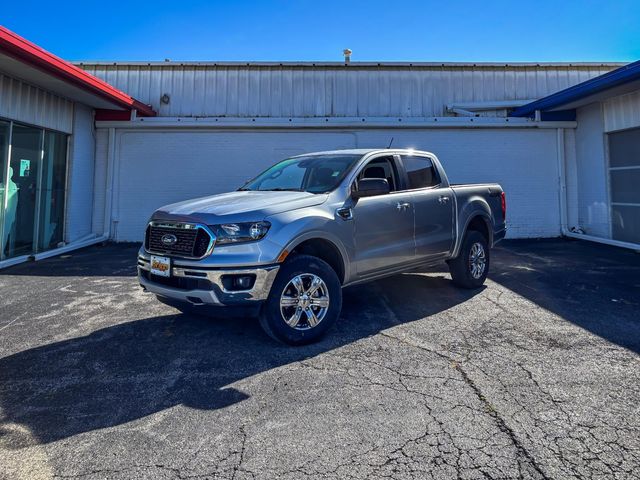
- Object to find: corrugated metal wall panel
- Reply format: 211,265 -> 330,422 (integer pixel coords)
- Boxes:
574,103 -> 610,238
0,73 -> 74,132
603,90 -> 640,132
92,128 -> 109,235
564,128 -> 579,230
65,103 -> 96,242
79,64 -> 614,119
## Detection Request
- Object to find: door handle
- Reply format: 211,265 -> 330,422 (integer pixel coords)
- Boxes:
438,195 -> 450,204
396,202 -> 411,211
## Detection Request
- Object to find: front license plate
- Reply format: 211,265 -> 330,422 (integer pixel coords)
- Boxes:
150,255 -> 171,277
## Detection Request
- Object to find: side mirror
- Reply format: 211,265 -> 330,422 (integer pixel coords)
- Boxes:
352,178 -> 390,199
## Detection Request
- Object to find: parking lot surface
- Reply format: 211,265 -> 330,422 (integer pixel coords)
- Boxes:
0,239 -> 639,479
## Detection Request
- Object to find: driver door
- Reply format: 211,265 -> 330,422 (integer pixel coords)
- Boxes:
352,155 -> 416,276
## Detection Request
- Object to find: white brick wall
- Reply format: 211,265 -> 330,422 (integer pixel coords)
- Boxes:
110,130 -> 356,241
352,129 -> 561,239
104,127 -> 562,242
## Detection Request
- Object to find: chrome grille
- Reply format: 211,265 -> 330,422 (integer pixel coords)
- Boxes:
145,223 -> 212,258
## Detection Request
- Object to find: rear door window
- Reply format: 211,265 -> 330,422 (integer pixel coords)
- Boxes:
401,155 -> 440,189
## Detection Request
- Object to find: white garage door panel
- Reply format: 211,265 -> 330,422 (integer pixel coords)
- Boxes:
115,131 -> 356,241
355,129 -> 560,238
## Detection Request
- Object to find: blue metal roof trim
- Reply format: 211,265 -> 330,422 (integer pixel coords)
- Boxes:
511,59 -> 640,117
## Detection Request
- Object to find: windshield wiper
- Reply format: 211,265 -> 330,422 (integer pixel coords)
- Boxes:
259,188 -> 303,192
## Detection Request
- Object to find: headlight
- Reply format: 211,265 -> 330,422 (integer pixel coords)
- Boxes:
210,221 -> 271,244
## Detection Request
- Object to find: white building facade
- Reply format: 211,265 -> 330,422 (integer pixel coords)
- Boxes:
85,62 -> 615,243
0,25 -> 638,268
512,62 -> 640,249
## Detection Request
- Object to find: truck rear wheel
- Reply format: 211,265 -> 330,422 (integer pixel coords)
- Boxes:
448,230 -> 490,289
259,254 -> 342,345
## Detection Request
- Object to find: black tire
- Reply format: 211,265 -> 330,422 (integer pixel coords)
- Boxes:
259,254 -> 342,345
448,230 -> 490,289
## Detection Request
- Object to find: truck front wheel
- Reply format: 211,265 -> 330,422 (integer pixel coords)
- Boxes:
259,254 -> 342,345
448,230 -> 490,289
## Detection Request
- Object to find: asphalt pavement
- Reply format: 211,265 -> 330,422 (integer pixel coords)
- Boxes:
0,238 -> 639,479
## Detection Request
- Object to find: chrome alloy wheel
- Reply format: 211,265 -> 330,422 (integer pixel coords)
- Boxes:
468,242 -> 487,279
279,273 -> 330,330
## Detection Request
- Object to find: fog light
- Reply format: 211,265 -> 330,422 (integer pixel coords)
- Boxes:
221,274 -> 256,291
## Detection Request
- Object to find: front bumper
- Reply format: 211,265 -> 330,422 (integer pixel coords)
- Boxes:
137,253 -> 280,306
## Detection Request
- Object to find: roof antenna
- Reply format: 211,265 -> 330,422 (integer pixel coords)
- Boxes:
387,137 -> 394,149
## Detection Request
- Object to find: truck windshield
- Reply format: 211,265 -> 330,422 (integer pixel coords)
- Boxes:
239,154 -> 362,193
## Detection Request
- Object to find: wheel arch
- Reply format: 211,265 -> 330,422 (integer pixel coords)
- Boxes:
453,212 -> 493,258
283,233 -> 348,284
466,215 -> 492,244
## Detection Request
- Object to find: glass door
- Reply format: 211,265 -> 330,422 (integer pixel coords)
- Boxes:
3,124 -> 43,259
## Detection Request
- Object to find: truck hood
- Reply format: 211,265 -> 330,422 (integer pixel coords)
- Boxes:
151,190 -> 328,224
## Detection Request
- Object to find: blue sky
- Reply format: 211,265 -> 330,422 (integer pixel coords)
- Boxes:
4,0 -> 640,62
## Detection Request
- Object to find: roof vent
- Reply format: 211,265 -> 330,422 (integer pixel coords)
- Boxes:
343,49 -> 352,64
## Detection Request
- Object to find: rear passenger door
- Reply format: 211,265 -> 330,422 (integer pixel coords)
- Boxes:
400,155 -> 454,259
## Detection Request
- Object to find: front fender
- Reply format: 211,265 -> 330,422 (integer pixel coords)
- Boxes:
267,206 -> 354,281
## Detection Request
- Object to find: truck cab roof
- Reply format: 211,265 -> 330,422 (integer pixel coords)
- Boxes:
291,148 -> 437,157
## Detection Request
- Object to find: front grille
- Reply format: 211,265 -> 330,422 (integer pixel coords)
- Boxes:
145,224 -> 212,258
140,270 -> 213,291
193,229 -> 212,257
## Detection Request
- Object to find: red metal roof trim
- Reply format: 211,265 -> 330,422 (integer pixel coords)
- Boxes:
0,26 -> 156,117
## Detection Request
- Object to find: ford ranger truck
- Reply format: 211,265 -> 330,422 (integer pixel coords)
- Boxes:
138,149 -> 506,345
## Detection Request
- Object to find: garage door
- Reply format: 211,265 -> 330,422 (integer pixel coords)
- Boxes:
608,128 -> 640,244
114,131 -> 356,241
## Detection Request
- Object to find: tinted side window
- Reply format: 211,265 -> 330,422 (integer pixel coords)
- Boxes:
402,156 -> 440,189
357,157 -> 398,191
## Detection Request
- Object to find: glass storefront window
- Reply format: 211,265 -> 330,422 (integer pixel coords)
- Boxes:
0,120 -> 68,261
3,124 -> 42,259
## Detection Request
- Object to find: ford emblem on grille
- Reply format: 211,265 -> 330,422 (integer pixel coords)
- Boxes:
161,233 -> 178,246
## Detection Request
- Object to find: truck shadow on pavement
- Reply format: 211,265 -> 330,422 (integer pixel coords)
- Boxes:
489,239 -> 640,354
0,273 -> 479,448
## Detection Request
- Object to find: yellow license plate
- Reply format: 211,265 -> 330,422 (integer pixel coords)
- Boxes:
150,255 -> 171,277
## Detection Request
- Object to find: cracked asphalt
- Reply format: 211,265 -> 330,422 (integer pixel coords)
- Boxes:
0,238 -> 639,479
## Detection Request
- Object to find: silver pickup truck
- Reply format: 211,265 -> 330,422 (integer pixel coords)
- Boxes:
138,149 -> 506,344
